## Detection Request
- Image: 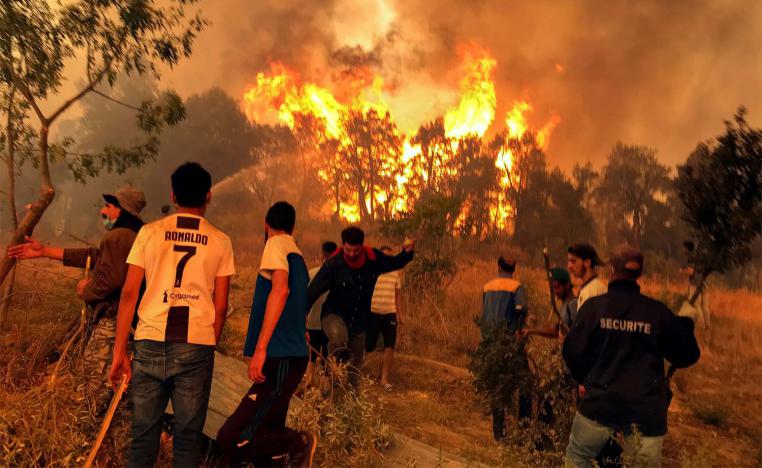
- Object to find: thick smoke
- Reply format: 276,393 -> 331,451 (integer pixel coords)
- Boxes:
163,0 -> 762,168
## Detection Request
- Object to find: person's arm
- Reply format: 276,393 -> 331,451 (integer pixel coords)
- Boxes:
522,326 -> 559,338
307,263 -> 332,311
249,269 -> 289,382
7,236 -> 66,261
562,304 -> 596,383
515,285 -> 528,330
107,264 -> 144,388
213,275 -> 231,344
660,311 -> 700,369
79,233 -> 128,303
375,243 -> 415,274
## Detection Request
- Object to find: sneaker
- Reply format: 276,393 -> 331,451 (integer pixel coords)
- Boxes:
289,432 -> 317,468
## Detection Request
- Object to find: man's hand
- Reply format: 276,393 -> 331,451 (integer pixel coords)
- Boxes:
521,328 -> 532,337
249,349 -> 267,383
578,384 -> 586,398
108,353 -> 131,389
76,278 -> 91,299
403,238 -> 416,253
7,236 -> 44,260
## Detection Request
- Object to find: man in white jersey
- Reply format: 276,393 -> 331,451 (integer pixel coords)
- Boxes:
365,246 -> 404,392
567,243 -> 607,309
108,162 -> 235,467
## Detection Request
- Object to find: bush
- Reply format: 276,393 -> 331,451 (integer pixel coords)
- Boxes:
289,358 -> 393,467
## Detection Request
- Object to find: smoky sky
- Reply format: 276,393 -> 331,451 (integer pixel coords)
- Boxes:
161,0 -> 762,170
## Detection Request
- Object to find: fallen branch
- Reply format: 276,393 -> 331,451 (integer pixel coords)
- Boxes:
49,255 -> 90,388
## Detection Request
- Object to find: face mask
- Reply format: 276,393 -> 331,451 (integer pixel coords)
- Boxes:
102,216 -> 117,230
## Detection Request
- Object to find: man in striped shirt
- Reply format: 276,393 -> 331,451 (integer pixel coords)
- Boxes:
365,246 -> 404,392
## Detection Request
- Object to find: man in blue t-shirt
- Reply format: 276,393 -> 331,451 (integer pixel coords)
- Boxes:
216,201 -> 317,467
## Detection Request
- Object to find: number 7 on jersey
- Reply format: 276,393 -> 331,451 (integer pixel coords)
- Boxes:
173,245 -> 197,287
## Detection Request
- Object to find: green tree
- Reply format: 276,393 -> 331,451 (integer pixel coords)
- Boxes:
675,107 -> 762,303
596,142 -> 672,248
0,0 -> 205,284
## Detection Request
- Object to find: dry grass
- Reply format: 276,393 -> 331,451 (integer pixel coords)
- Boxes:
1,250 -> 761,466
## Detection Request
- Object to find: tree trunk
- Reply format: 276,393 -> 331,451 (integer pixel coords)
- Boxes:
0,124 -> 55,285
0,93 -> 19,329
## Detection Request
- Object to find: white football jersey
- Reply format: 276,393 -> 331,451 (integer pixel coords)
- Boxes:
127,214 -> 235,345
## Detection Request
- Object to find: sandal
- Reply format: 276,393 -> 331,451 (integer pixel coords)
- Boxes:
382,383 -> 393,393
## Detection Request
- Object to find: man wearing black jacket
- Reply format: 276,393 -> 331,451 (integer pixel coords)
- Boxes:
307,226 -> 414,387
562,244 -> 700,467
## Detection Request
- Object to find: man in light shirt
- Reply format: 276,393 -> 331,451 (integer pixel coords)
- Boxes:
365,246 -> 404,392
216,201 -> 316,467
108,162 -> 235,467
567,243 -> 607,309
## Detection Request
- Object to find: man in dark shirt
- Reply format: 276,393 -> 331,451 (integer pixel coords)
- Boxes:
8,187 -> 145,408
562,244 -> 700,467
307,227 -> 414,387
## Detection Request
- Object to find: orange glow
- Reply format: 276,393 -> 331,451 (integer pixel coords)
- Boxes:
242,48 -> 560,230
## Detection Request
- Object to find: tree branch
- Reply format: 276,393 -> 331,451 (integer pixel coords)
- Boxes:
91,89 -> 142,111
47,59 -> 113,125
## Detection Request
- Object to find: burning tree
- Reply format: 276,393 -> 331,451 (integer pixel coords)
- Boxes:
342,109 -> 402,223
242,47 -> 563,234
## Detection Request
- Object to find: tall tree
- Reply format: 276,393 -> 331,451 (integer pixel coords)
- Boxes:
675,107 -> 762,303
0,0 -> 205,284
596,142 -> 671,247
342,109 -> 402,222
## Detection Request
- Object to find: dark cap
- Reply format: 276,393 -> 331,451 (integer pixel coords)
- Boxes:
610,244 -> 644,279
550,267 -> 571,285
498,256 -> 516,272
568,243 -> 604,267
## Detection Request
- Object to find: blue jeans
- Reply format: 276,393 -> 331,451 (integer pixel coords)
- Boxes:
129,340 -> 215,468
565,412 -> 664,468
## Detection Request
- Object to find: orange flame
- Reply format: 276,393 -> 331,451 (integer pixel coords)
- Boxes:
444,48 -> 497,139
242,48 -> 560,230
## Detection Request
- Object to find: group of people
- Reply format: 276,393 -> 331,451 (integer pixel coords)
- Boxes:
7,161 -> 411,467
7,160 -> 702,468
480,243 -> 701,466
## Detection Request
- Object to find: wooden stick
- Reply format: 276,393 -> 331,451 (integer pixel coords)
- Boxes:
49,255 -> 91,387
84,373 -> 128,468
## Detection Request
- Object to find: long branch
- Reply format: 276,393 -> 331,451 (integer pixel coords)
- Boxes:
48,60 -> 113,124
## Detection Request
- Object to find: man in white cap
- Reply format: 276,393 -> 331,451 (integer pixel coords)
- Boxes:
8,186 -> 147,408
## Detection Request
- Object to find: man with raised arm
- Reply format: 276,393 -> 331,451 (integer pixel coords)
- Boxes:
8,187 -> 146,409
307,227 -> 414,388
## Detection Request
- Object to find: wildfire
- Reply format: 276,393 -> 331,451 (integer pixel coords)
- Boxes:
242,47 -> 560,232
443,49 -> 497,139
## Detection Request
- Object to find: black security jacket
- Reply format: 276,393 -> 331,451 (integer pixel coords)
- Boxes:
562,280 -> 700,436
307,248 -> 413,335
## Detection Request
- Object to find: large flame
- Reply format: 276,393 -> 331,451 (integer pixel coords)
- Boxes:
242,48 -> 560,231
443,48 -> 497,139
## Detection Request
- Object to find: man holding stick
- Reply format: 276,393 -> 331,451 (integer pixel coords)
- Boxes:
216,201 -> 317,467
7,187 -> 146,408
108,162 -> 235,467
523,267 -> 577,339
